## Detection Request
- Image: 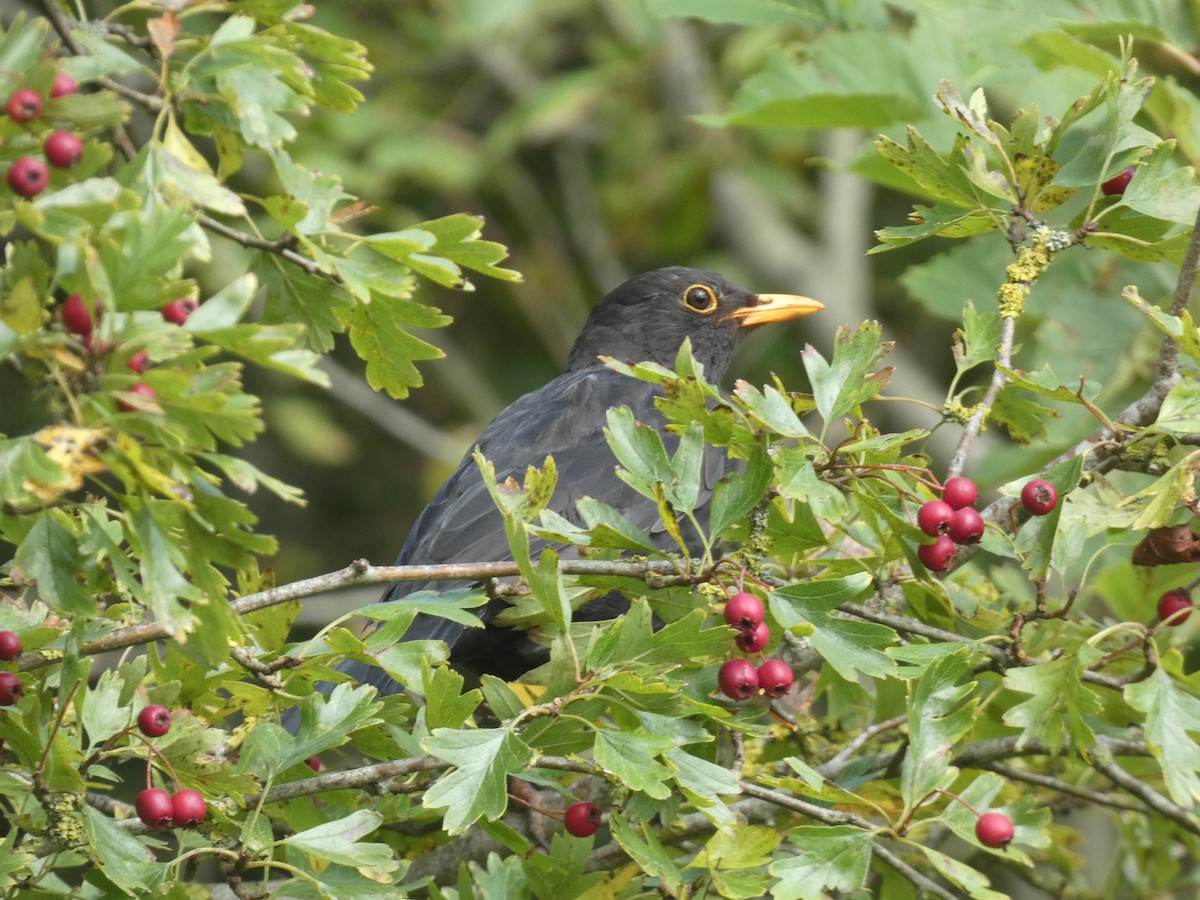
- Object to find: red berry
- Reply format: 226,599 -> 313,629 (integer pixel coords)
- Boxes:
136,788 -> 173,828
6,89 -> 41,123
0,671 -> 22,705
1101,166 -> 1135,196
172,789 -> 207,827
757,658 -> 794,698
718,658 -> 759,700
118,382 -> 158,412
948,507 -> 985,545
160,298 -> 199,325
126,350 -> 150,374
942,476 -> 978,510
564,801 -> 601,838
306,755 -> 321,772
51,72 -> 79,98
975,811 -> 1015,849
7,157 -> 49,198
60,294 -> 94,336
137,704 -> 172,738
917,499 -> 954,536
734,621 -> 770,654
44,131 -> 83,168
918,535 -> 957,573
724,592 -> 765,631
1158,588 -> 1193,625
0,630 -> 22,661
1020,480 -> 1058,516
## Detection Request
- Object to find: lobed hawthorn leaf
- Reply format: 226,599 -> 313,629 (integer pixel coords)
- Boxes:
13,512 -> 94,614
594,730 -> 674,799
900,650 -> 977,812
609,814 -> 685,896
770,575 -> 893,683
914,842 -> 1007,900
1125,659 -> 1200,808
1002,645 -> 1102,755
344,290 -> 450,399
523,832 -> 608,899
256,260 -> 352,353
280,810 -> 398,881
422,727 -> 532,834
770,825 -> 872,900
954,300 -> 1002,371
801,321 -> 893,421
81,807 -> 164,896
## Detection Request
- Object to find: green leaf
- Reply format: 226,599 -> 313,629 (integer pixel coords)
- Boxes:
1122,141 -> 1200,225
194,322 -> 328,386
13,512 -> 94,614
573,498 -> 658,551
1002,646 -> 1102,755
770,826 -> 872,900
80,669 -> 131,749
280,810 -> 399,880
801,321 -> 892,421
913,842 -> 1007,900
989,384 -> 1056,445
609,814 -> 684,896
604,406 -> 672,499
691,824 -> 780,870
422,728 -> 532,833
645,0 -> 824,26
1154,380 -> 1200,436
770,575 -> 894,682
144,143 -> 246,216
0,437 -> 69,506
709,39 -> 925,129
594,731 -> 674,799
252,683 -> 381,777
666,748 -> 739,803
81,807 -> 162,895
708,444 -> 772,537
732,381 -> 809,438
1125,662 -> 1200,807
423,662 -> 483,731
900,650 -> 977,812
954,301 -> 1002,371
773,449 -> 849,522
344,290 -> 450,399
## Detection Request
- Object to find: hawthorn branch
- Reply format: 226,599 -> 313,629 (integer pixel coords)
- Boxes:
18,558 -> 709,673
1092,753 -> 1200,837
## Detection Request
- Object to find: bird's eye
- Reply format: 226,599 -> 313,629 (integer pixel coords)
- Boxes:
682,284 -> 718,315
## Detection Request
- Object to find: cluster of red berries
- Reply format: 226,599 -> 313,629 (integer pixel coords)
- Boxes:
0,630 -> 23,706
916,476 -> 1061,573
59,288 -> 200,409
915,476 -> 983,573
716,592 -> 794,702
5,73 -> 84,200
132,703 -> 208,828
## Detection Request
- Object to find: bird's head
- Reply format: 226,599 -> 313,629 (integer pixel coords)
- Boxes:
563,266 -> 822,377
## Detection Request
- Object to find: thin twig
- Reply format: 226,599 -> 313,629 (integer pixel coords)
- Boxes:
981,760 -> 1143,814
946,315 -> 1016,477
1092,753 -> 1200,837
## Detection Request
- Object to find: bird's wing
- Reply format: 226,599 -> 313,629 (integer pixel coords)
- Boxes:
342,368 -> 723,687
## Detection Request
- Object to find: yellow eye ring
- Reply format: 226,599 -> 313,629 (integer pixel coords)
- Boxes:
681,284 -> 718,315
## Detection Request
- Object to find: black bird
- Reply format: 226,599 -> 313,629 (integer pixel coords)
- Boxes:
336,267 -> 821,695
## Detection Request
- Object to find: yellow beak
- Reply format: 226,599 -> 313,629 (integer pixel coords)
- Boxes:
727,293 -> 824,328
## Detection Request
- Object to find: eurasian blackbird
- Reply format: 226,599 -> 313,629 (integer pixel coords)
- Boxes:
336,266 -> 821,694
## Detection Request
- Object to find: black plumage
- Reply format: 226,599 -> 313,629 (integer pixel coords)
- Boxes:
336,266 -> 821,693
